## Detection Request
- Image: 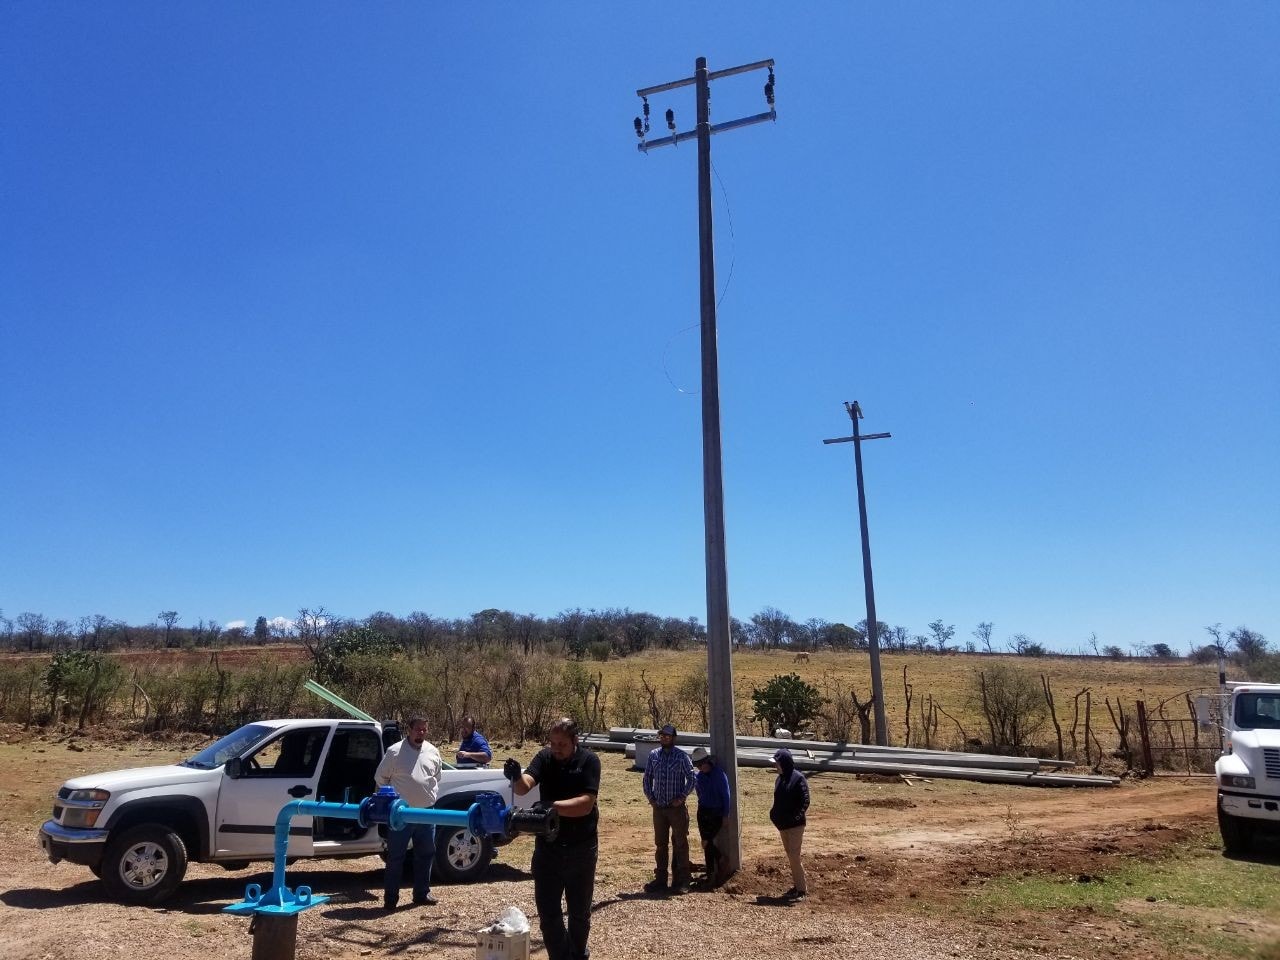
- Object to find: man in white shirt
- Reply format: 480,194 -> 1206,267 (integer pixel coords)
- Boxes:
374,716 -> 442,911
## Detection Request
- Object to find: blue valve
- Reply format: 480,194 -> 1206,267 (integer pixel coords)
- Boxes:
359,785 -> 399,827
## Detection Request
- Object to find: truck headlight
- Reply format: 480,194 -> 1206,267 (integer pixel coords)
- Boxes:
60,788 -> 110,828
61,806 -> 103,828
1220,774 -> 1256,789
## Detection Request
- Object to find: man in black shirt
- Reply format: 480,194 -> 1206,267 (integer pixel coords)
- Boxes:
506,717 -> 600,960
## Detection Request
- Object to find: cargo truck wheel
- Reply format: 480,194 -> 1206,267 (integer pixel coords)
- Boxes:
1218,802 -> 1254,855
101,824 -> 188,905
434,825 -> 494,883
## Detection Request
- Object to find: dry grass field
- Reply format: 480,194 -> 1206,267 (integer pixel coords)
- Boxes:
590,648 -> 1215,754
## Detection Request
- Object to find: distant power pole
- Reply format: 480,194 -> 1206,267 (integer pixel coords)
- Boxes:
823,401 -> 891,746
633,56 -> 776,879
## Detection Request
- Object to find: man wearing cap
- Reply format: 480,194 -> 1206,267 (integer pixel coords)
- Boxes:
690,747 -> 731,886
642,722 -> 696,894
769,748 -> 809,900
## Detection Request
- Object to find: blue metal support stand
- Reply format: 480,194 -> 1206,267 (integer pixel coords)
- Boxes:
224,788 -> 546,918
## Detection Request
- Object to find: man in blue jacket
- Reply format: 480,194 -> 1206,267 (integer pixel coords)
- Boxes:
690,746 -> 731,887
769,748 -> 809,900
455,715 -> 492,766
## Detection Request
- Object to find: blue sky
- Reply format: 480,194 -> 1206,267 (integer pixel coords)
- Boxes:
2,4 -> 1276,653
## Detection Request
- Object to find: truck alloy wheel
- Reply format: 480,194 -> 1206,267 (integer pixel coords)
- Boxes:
101,824 -> 189,905
434,826 -> 494,882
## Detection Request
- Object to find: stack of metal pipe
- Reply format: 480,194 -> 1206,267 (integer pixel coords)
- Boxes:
583,727 -> 1118,788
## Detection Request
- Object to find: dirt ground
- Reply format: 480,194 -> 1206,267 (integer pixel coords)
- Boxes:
0,724 -> 1264,960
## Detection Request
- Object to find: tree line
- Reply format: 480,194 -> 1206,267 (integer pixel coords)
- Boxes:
0,606 -> 1266,668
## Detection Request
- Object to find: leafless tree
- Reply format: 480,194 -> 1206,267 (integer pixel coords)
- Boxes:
973,621 -> 994,654
16,612 -> 48,651
1041,674 -> 1064,760
158,611 -> 179,648
928,620 -> 956,653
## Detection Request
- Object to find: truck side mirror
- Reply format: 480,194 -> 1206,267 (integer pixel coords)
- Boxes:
225,757 -> 244,779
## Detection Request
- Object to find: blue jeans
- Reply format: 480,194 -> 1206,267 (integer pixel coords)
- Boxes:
384,822 -> 435,901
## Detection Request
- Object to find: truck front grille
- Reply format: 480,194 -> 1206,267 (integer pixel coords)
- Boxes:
1264,748 -> 1280,780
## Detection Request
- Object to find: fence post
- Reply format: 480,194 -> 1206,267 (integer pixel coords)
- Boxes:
250,913 -> 298,960
1135,700 -> 1155,776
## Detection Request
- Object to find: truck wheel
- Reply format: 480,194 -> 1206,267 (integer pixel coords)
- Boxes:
1218,802 -> 1253,855
434,825 -> 494,883
101,824 -> 189,905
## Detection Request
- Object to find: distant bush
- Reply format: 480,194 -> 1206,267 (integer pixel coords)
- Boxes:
44,650 -> 122,727
969,664 -> 1047,754
1189,644 -> 1220,665
609,676 -> 647,728
313,626 -> 399,685
751,673 -> 824,734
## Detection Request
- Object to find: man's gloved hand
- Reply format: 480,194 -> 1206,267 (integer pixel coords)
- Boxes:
503,758 -> 523,783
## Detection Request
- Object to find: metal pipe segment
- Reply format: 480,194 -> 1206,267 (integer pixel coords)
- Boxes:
227,788 -> 555,917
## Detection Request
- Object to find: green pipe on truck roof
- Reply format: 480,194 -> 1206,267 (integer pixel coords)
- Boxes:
303,679 -> 377,723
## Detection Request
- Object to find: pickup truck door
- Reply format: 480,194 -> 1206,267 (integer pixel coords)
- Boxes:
214,724 -> 333,858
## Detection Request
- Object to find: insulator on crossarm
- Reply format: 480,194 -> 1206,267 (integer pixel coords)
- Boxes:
634,117 -> 644,138
665,108 -> 676,132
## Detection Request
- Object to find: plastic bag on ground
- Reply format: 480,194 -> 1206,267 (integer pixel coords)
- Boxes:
482,905 -> 530,935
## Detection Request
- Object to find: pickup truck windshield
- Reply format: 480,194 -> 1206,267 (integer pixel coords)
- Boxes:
182,723 -> 275,769
1235,693 -> 1280,730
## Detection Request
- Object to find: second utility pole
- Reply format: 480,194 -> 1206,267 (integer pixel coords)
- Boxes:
634,56 -> 776,880
823,401 -> 892,745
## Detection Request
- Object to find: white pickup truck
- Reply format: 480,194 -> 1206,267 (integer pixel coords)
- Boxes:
1216,682 -> 1280,853
38,718 -> 533,904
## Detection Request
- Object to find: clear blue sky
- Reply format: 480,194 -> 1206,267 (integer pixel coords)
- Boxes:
2,4 -> 1276,653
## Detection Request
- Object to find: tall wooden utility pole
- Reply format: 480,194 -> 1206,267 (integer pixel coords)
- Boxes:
633,56 -> 776,878
823,401 -> 891,745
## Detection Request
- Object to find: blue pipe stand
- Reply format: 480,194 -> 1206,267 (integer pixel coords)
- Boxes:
224,787 -> 553,960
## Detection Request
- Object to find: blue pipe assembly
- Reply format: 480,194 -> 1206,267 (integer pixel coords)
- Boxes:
225,787 -> 553,918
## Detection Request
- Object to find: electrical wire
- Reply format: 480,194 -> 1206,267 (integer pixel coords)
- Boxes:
660,162 -> 738,396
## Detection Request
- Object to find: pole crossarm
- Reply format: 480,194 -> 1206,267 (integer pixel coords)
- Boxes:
823,432 -> 892,444
637,111 -> 776,153
635,58 -> 774,97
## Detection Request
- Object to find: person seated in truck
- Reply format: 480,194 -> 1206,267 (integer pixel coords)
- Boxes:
455,715 -> 493,766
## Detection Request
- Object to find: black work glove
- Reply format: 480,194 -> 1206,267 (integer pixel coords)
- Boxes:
503,757 -> 523,783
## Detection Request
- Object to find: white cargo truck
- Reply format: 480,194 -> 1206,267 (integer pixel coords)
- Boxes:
1214,681 -> 1280,853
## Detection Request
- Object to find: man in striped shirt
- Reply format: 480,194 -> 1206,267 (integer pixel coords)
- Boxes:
642,723 -> 696,894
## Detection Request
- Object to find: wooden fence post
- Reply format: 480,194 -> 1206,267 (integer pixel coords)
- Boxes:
1135,700 -> 1155,776
250,913 -> 298,960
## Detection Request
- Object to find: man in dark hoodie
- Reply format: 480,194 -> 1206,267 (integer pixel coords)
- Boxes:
768,748 -> 809,900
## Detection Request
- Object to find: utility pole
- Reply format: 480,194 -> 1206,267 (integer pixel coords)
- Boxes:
823,401 -> 891,745
633,56 -> 776,879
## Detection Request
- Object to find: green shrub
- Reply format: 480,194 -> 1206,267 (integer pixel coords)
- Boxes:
750,673 -> 824,734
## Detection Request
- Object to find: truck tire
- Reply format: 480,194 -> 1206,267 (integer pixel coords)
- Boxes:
434,825 -> 494,883
1218,802 -> 1253,855
101,824 -> 189,905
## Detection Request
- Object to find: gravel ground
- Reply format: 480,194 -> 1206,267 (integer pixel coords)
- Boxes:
0,729 -> 1223,960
